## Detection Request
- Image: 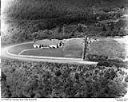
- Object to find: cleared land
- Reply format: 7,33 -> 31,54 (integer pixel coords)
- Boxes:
20,48 -> 82,58
20,48 -> 64,57
6,37 -> 126,60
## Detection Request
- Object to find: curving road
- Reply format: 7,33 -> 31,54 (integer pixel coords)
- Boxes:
1,42 -> 98,65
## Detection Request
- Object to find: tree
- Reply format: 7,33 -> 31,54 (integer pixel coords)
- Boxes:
58,25 -> 62,33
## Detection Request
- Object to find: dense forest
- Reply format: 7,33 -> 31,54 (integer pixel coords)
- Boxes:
3,0 -> 128,20
1,0 -> 128,45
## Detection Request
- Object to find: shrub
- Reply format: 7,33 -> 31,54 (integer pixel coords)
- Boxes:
97,58 -> 126,68
97,61 -> 111,67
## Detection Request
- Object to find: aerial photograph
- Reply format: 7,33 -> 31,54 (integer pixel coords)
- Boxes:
1,0 -> 128,99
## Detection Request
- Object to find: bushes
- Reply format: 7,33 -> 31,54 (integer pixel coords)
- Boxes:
97,58 -> 127,68
1,58 -> 127,98
87,53 -> 127,68
87,54 -> 108,61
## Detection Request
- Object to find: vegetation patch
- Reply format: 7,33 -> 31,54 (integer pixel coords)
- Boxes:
1,58 -> 127,98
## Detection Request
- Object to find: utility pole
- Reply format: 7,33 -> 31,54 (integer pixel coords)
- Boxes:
82,35 -> 88,60
63,24 -> 65,36
78,23 -> 88,60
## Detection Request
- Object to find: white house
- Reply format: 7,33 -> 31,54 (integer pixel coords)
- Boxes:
33,39 -> 64,48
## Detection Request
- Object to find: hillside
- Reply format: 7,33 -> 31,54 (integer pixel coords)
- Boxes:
1,0 -> 128,45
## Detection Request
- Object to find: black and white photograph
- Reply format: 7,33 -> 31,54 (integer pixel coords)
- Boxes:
1,0 -> 128,101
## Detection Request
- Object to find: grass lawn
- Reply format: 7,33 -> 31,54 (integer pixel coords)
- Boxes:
21,48 -> 64,57
20,48 -> 82,58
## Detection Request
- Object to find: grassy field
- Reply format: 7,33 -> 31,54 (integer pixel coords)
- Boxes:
20,48 -> 82,58
88,39 -> 126,59
21,48 -> 64,57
